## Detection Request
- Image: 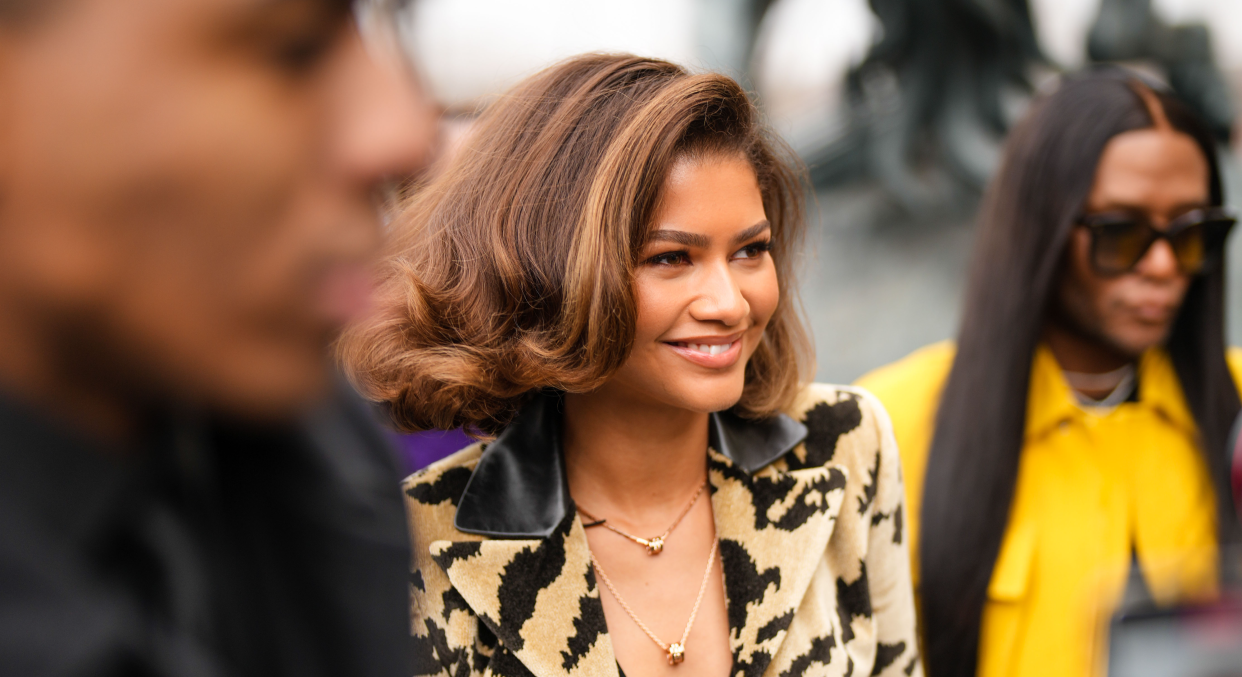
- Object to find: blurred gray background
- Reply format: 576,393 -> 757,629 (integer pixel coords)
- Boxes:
395,0 -> 1242,383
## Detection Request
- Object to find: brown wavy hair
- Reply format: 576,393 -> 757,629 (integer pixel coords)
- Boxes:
339,53 -> 813,435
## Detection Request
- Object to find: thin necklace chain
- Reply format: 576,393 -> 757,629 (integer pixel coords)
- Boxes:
589,536 -> 718,665
577,481 -> 707,556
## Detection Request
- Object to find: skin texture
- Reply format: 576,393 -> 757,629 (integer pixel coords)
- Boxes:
563,154 -> 777,677
1047,126 -> 1207,389
0,0 -> 436,439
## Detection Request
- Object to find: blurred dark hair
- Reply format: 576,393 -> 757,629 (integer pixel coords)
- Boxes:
921,67 -> 1241,677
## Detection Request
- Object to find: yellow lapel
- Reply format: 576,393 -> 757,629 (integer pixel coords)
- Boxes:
1024,343 -> 1083,441
1024,343 -> 1197,441
1136,347 -> 1197,434
430,515 -> 618,677
708,447 -> 849,675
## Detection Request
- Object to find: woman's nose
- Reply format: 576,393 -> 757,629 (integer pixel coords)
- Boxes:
333,30 -> 437,185
1136,237 -> 1183,279
689,262 -> 749,325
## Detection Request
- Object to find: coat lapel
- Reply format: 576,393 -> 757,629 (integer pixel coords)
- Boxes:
709,447 -> 849,676
429,437 -> 844,677
430,513 -> 618,677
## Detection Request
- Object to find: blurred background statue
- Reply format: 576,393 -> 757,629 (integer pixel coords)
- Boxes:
799,0 -> 1238,219
807,0 -> 1044,215
1087,0 -> 1235,144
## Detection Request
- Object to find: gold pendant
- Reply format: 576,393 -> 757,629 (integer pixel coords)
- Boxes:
645,536 -> 664,555
667,643 -> 685,665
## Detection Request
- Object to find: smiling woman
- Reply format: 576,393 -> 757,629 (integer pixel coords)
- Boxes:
341,54 -> 922,677
344,54 -> 810,434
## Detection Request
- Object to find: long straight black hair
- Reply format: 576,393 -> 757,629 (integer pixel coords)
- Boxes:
920,68 -> 1242,677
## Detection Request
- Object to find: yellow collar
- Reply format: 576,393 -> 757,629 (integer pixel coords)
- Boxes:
1024,343 -> 1196,441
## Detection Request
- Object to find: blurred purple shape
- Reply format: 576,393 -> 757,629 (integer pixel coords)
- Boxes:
394,429 -> 473,474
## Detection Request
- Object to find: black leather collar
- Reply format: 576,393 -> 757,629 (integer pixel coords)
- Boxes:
453,391 -> 808,538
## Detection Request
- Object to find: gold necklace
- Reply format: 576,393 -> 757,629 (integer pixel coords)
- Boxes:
577,482 -> 706,555
589,537 -> 718,666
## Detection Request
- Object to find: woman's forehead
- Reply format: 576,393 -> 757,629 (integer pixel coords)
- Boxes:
649,157 -> 766,233
1088,128 -> 1209,213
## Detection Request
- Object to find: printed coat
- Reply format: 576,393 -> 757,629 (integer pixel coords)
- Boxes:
404,384 -> 923,677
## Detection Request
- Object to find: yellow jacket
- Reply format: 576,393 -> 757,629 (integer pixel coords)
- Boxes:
856,341 -> 1242,677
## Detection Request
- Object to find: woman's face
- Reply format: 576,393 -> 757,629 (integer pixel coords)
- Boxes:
600,153 -> 779,414
1056,127 -> 1207,357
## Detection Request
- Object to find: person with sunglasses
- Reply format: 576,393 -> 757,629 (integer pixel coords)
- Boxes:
855,68 -> 1241,677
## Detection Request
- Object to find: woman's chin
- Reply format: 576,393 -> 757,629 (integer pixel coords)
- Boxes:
601,355 -> 750,414
661,383 -> 746,415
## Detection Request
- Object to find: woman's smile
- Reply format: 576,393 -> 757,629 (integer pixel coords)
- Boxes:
663,332 -> 745,369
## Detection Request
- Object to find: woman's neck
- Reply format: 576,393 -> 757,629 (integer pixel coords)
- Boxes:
1043,321 -> 1135,373
562,388 -> 710,526
1043,321 -> 1137,400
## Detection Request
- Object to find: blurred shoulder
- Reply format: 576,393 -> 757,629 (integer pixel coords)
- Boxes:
786,382 -> 887,425
402,441 -> 484,495
854,340 -> 955,425
401,442 -> 485,544
781,382 -> 895,472
1227,347 -> 1242,389
852,342 -> 955,528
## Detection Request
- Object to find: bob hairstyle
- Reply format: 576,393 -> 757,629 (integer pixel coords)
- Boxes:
340,53 -> 813,435
920,68 -> 1241,677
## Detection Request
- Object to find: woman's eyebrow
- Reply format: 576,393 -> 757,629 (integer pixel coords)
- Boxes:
1168,200 -> 1212,215
647,220 -> 770,248
1092,200 -> 1209,214
730,220 -> 771,245
648,230 -> 711,248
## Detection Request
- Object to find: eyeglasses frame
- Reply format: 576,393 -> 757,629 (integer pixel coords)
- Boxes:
1075,206 -> 1237,277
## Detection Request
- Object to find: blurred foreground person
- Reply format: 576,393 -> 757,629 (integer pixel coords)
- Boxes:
342,54 -> 922,677
0,1 -> 433,676
857,70 -> 1239,677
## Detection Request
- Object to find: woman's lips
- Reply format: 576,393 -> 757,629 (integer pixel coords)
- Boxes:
664,337 -> 744,369
1130,302 -> 1178,324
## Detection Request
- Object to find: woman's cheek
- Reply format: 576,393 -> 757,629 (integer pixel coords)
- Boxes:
631,275 -> 684,343
746,263 -> 781,331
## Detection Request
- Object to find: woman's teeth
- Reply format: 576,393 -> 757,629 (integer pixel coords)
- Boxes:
684,342 -> 732,356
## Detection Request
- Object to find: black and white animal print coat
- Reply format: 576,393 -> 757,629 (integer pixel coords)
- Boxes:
405,385 -> 923,677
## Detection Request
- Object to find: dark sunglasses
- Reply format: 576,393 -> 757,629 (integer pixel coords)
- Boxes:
1075,207 -> 1236,276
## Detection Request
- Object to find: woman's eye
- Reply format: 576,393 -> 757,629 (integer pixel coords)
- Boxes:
647,251 -> 690,266
733,240 -> 772,260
